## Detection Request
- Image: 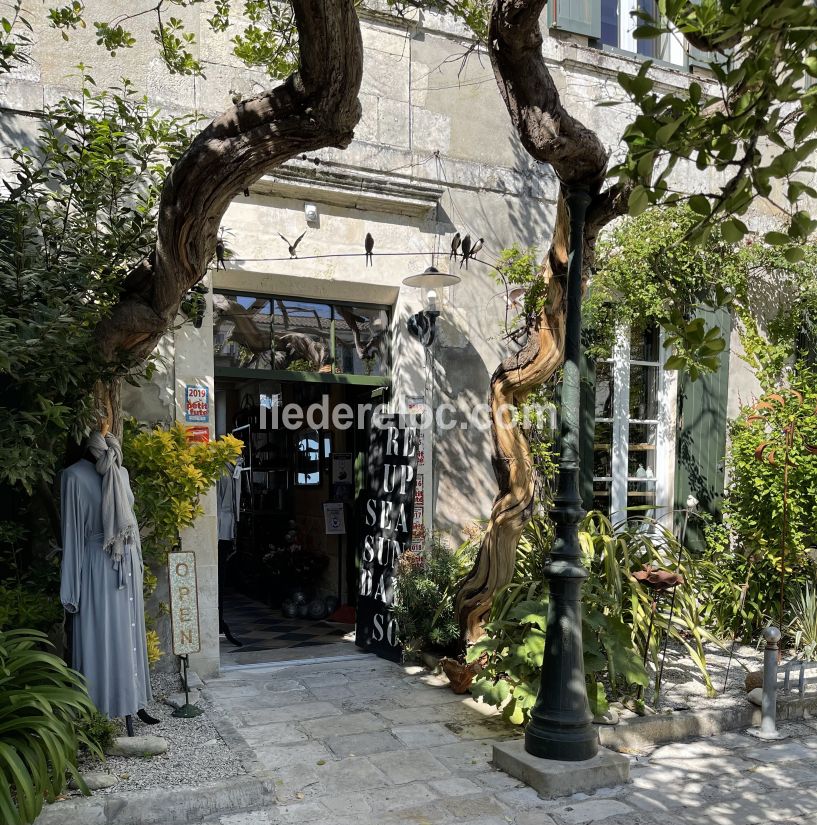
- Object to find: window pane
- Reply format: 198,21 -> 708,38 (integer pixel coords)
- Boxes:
273,299 -> 332,372
213,294 -> 272,369
594,421 -> 613,477
627,478 -> 656,517
295,430 -> 321,485
637,0 -> 657,57
600,0 -> 618,46
334,306 -> 390,375
629,365 -> 658,419
628,423 -> 656,478
595,361 -> 614,418
630,324 -> 660,362
592,480 -> 611,515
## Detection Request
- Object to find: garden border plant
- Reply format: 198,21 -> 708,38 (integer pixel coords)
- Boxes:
466,512 -> 714,726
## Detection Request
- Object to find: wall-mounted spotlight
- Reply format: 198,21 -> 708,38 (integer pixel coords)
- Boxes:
402,266 -> 461,348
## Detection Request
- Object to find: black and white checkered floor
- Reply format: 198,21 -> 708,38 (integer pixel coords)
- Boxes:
219,590 -> 356,655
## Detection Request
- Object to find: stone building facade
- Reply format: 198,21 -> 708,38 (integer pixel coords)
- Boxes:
1,2 -> 776,677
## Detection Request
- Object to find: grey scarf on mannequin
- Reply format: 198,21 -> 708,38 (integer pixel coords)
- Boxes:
87,431 -> 137,588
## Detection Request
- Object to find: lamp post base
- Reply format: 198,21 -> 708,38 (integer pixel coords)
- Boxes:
494,740 -> 629,797
525,719 -> 599,762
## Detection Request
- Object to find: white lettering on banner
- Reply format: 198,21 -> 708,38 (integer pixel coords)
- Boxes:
355,418 -> 420,660
168,551 -> 201,655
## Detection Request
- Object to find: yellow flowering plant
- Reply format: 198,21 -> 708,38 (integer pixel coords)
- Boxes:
123,420 -> 243,573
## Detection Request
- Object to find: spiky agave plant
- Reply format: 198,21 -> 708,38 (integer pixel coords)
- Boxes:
0,628 -> 101,824
789,583 -> 817,660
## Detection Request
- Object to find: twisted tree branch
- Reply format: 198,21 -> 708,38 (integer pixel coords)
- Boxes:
94,0 -> 363,366
456,0 -> 627,641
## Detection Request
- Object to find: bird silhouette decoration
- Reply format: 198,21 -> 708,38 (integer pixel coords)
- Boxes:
215,239 -> 227,270
365,232 -> 374,266
450,232 -> 461,260
460,234 -> 472,269
279,231 -> 307,258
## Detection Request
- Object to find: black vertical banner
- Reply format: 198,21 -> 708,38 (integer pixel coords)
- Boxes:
355,414 -> 419,661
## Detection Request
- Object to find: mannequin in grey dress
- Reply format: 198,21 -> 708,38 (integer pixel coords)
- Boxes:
60,456 -> 156,731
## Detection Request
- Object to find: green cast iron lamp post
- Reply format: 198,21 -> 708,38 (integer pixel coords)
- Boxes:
525,186 -> 598,761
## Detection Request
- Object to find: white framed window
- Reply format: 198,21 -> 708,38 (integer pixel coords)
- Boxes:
592,324 -> 677,526
599,0 -> 686,67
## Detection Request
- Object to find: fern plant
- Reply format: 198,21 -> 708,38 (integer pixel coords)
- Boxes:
0,629 -> 101,825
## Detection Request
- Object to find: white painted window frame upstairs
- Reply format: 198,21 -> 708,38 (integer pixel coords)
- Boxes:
615,0 -> 686,66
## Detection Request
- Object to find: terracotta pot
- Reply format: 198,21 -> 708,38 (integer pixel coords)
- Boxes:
439,657 -> 480,694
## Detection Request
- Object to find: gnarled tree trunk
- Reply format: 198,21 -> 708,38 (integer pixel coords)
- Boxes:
456,0 -> 629,642
93,0 -> 364,429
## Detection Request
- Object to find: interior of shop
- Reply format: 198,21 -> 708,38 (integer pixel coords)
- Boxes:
212,292 -> 390,662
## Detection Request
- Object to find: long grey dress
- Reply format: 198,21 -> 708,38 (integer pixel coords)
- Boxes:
60,459 -> 152,718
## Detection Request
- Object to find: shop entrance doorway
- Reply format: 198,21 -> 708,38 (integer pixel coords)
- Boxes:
212,291 -> 391,666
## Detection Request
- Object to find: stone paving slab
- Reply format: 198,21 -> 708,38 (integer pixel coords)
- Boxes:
47,653 -> 816,825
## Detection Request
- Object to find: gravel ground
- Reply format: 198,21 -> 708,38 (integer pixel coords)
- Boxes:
75,669 -> 246,794
632,638 -> 765,714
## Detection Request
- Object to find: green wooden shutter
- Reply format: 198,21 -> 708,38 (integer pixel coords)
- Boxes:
547,0 -> 601,39
673,305 -> 732,552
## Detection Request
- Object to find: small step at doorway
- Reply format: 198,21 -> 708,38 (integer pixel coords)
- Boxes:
219,590 -> 357,667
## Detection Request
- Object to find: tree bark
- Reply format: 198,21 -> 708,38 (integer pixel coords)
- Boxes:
455,0 -> 628,642
92,0 -> 364,375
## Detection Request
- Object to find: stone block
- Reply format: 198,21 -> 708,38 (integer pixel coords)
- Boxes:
743,741 -> 814,763
429,777 -> 482,797
552,799 -> 634,824
326,731 -> 405,758
107,735 -> 168,757
69,771 -> 118,791
365,781 -> 439,813
598,704 -> 759,751
253,741 -> 334,769
300,711 -> 386,739
240,722 -> 309,747
392,723 -> 460,748
369,748 -> 451,785
492,741 -> 630,800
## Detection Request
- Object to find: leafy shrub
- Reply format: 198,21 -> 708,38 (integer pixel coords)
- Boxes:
0,629 -> 101,825
76,710 -> 120,757
0,583 -> 63,633
468,513 -> 712,725
700,371 -> 817,640
394,537 -> 477,656
123,421 -> 243,571
123,421 -> 243,662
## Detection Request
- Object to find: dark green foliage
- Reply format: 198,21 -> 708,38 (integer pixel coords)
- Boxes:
0,79 -> 191,615
468,513 -> 712,726
615,0 -> 817,244
0,629 -> 101,825
76,710 -> 120,757
393,538 -> 477,655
